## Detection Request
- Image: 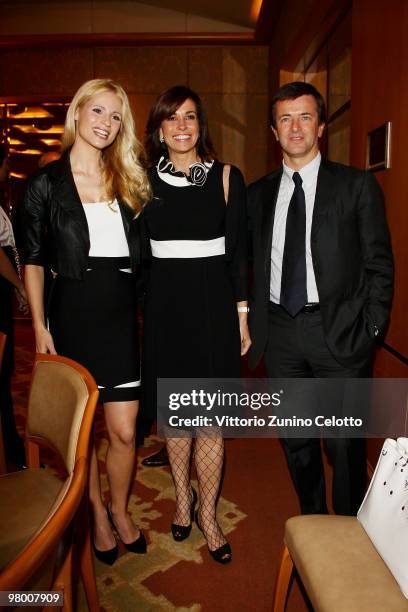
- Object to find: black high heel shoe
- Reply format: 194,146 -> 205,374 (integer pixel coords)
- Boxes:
195,510 -> 232,565
106,505 -> 147,554
171,487 -> 198,542
92,541 -> 119,566
92,519 -> 118,566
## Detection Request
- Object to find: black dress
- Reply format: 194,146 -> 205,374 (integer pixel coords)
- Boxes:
49,255 -> 140,403
141,159 -> 247,417
22,152 -> 141,405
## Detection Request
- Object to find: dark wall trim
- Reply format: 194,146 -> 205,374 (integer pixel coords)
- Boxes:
281,0 -> 351,72
302,1 -> 352,73
382,342 -> 408,367
327,100 -> 351,124
0,32 -> 258,50
255,0 -> 284,44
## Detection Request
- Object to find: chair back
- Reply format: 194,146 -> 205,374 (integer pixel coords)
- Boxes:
26,354 -> 99,473
0,354 -> 99,591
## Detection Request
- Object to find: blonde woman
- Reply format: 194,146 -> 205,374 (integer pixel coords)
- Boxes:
23,79 -> 151,565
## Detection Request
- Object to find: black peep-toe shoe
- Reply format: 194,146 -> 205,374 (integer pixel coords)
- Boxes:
106,505 -> 147,554
195,510 -> 232,565
171,487 -> 198,542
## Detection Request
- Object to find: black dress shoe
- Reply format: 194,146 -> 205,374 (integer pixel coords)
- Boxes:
171,488 -> 197,542
195,510 -> 232,565
93,542 -> 119,566
141,445 -> 169,467
106,505 -> 147,554
122,532 -> 147,554
92,512 -> 119,565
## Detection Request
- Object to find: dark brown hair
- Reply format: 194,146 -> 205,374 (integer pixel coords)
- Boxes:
144,85 -> 216,167
270,81 -> 326,128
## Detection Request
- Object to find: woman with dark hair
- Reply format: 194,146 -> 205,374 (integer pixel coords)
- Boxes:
142,85 -> 250,564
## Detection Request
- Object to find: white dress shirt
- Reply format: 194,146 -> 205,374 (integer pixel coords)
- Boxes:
270,152 -> 321,304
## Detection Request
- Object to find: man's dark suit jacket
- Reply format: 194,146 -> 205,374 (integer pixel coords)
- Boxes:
248,158 -> 394,370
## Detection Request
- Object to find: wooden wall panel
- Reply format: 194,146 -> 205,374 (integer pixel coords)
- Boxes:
368,345 -> 408,468
189,46 -> 268,94
201,92 -> 268,182
94,47 -> 188,93
0,48 -> 93,96
270,0 -> 349,73
127,93 -> 157,139
0,43 -> 268,183
373,346 -> 408,379
351,0 -> 408,370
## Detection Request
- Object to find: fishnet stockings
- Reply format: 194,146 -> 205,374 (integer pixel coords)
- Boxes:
166,435 -> 228,554
194,436 -> 227,552
166,436 -> 194,526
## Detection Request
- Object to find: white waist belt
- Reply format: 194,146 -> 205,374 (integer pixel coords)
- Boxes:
150,237 -> 225,258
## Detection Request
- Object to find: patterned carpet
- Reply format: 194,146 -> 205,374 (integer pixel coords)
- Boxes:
77,435 -> 246,612
11,323 -> 310,612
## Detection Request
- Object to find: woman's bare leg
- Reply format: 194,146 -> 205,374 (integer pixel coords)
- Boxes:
104,399 -> 140,543
89,443 -> 116,551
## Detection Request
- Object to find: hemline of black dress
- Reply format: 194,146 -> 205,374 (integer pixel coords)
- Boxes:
49,256 -> 141,404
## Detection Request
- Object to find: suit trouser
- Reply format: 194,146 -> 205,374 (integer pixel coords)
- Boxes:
265,302 -> 371,515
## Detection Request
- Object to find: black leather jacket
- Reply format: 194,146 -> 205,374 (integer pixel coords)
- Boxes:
22,151 -> 142,279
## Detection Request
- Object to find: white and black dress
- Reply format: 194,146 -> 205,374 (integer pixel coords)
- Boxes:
141,158 -> 248,418
49,199 -> 140,403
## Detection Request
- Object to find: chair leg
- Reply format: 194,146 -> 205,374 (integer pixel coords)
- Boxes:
54,546 -> 73,612
77,495 -> 100,612
273,545 -> 293,612
26,440 -> 40,468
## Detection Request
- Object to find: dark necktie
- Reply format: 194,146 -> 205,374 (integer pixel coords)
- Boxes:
280,171 -> 307,317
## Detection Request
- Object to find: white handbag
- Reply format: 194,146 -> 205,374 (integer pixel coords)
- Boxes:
357,437 -> 408,598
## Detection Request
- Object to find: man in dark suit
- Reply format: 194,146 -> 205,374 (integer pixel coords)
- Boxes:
248,82 -> 394,515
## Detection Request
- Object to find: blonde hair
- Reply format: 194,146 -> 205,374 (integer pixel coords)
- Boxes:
61,78 -> 150,212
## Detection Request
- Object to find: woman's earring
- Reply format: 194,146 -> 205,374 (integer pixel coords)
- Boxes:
159,134 -> 164,143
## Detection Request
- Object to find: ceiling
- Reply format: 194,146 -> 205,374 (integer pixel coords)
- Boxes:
133,0 -> 257,28
2,0 -> 260,29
